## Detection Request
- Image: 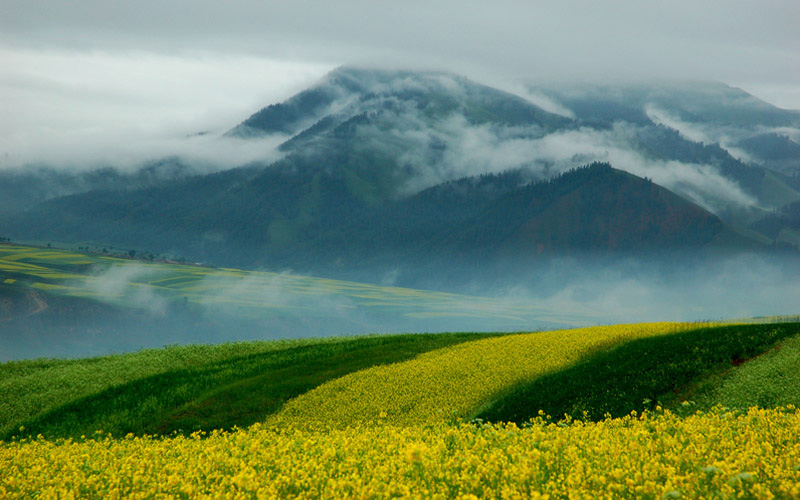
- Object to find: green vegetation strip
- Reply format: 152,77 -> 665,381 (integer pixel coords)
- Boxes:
680,332 -> 800,412
478,323 -> 800,423
2,332 -> 494,440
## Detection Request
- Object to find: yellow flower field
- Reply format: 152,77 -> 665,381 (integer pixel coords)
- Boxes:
2,408 -> 799,499
270,323 -> 707,427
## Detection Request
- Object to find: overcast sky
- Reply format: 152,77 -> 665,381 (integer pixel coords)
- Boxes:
1,0 -> 798,169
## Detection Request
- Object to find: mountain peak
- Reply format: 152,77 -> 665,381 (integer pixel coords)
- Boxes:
226,67 -> 573,140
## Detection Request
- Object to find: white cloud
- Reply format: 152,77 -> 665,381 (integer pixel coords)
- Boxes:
0,47 -> 331,170
82,264 -> 169,313
0,0 -> 797,173
390,110 -> 757,212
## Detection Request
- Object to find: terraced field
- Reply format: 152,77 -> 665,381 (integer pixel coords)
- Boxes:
0,244 -> 587,326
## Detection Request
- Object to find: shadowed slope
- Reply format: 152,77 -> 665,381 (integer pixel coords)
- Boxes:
477,322 -> 800,422
2,332 -> 494,440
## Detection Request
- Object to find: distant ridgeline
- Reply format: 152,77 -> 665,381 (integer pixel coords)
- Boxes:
1,67 -> 799,288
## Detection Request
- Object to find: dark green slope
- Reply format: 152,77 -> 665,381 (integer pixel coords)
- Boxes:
4,332 -> 495,440
1,163 -> 766,286
278,163 -> 766,287
750,200 -> 800,249
478,322 -> 800,423
419,163 -> 757,259
737,133 -> 800,176
0,159 -> 195,214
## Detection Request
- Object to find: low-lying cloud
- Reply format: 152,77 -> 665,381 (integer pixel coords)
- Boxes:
488,253 -> 800,324
81,264 -> 169,314
389,111 -> 757,213
7,251 -> 796,362
0,48 -> 330,171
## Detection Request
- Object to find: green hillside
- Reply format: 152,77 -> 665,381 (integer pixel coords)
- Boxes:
670,330 -> 800,412
4,319 -> 799,442
478,322 -> 800,423
0,332 -> 493,440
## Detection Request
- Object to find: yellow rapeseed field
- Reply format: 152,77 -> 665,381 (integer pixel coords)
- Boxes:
270,323 -> 706,427
2,408 -> 799,499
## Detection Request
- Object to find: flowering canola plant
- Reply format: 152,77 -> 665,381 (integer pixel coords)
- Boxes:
270,323 -> 705,427
2,407 -> 800,499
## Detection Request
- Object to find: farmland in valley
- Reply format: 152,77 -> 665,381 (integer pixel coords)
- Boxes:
0,243 -> 588,327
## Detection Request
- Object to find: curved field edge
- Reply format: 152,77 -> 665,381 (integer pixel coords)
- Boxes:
668,331 -> 800,413
478,322 -> 800,423
2,340 -> 309,438
3,408 -> 800,499
1,332 -> 498,440
268,322 -> 708,428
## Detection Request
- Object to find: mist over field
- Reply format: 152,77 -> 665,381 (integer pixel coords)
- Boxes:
1,2 -> 798,361
1,247 -> 798,361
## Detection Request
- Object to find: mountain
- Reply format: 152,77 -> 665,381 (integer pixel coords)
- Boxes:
228,67 -> 576,204
750,200 -> 800,249
1,67 -> 797,290
229,67 -> 572,140
230,70 -> 800,223
0,158 -> 196,214
526,81 -> 800,218
0,161 -> 764,289
736,133 -> 800,175
529,81 -> 800,129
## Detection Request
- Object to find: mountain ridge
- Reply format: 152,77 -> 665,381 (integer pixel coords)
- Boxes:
1,67 -> 798,290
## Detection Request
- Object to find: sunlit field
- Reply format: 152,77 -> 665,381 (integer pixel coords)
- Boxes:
3,409 -> 800,499
3,320 -> 800,498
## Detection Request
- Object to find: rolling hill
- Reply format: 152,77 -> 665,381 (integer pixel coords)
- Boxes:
4,320 -> 800,439
4,319 -> 800,498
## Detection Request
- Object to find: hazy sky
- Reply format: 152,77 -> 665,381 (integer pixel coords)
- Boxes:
1,0 -> 798,169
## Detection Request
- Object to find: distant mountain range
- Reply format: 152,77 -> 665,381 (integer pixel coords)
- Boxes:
1,67 -> 799,289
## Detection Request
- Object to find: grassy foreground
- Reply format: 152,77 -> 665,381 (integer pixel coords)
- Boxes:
680,331 -> 800,412
478,322 -> 800,422
3,409 -> 799,499
1,333 -> 494,440
3,320 -> 800,499
267,322 -> 703,427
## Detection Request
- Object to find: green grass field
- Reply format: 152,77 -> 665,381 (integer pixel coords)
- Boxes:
3,320 -> 800,499
669,331 -> 800,412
